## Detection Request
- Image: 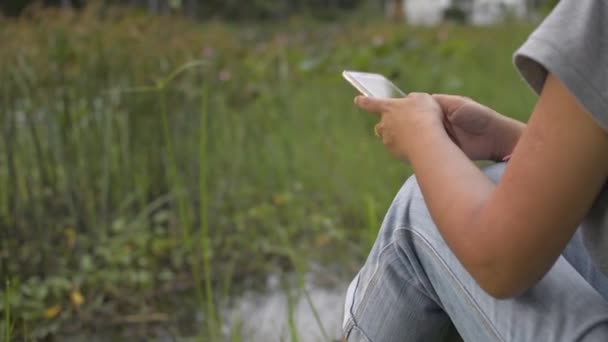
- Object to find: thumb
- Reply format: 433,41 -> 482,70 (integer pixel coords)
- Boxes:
355,96 -> 387,115
432,94 -> 468,117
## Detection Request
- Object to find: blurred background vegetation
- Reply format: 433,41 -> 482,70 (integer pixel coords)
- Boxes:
1,0 -> 555,341
4,0 -> 364,18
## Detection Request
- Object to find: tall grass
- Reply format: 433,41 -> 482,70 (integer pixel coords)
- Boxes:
0,7 -> 537,339
199,81 -> 217,341
120,60 -> 218,340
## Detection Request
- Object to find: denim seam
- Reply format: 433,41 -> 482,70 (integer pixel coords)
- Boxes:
346,274 -> 360,329
342,318 -> 355,340
344,276 -> 373,342
397,226 -> 506,342
344,324 -> 373,342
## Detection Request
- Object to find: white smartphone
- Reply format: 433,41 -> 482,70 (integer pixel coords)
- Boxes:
342,70 -> 406,98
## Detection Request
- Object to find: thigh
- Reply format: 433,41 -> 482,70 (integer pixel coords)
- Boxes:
562,229 -> 608,300
344,162 -> 608,341
402,225 -> 608,341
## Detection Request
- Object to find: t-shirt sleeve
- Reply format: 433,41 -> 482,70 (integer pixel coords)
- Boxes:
514,0 -> 608,132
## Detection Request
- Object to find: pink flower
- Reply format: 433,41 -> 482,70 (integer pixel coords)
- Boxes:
201,46 -> 215,58
218,69 -> 232,82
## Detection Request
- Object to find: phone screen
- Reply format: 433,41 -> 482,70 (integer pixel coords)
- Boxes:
343,71 -> 406,98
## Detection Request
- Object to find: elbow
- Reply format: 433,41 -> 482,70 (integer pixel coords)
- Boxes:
462,250 -> 534,300
450,209 -> 547,299
457,219 -> 540,299
477,277 -> 527,300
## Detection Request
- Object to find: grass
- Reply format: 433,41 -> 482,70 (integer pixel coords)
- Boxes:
0,6 -> 537,340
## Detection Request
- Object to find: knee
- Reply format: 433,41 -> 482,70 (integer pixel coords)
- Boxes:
398,174 -> 425,204
394,175 -> 431,227
382,162 -> 508,243
375,175 -> 434,245
390,162 -> 508,228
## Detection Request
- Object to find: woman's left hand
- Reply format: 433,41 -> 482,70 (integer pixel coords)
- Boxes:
355,93 -> 445,161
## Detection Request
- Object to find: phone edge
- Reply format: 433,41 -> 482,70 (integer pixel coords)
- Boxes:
342,70 -> 374,97
342,70 -> 406,98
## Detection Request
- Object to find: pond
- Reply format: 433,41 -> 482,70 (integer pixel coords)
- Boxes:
223,268 -> 350,342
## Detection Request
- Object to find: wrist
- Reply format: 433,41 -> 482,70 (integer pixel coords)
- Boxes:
406,123 -> 452,161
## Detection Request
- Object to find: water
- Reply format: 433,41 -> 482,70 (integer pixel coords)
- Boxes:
225,271 -> 351,342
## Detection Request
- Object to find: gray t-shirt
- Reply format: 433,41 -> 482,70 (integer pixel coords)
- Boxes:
513,0 -> 608,275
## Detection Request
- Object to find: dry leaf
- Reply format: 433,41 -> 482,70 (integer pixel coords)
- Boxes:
65,227 -> 76,249
44,305 -> 62,320
70,290 -> 84,309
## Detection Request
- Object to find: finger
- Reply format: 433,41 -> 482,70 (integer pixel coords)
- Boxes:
431,94 -> 461,108
355,96 -> 387,115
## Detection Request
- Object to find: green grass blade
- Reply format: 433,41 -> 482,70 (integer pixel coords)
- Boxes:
199,84 -> 218,341
4,280 -> 12,342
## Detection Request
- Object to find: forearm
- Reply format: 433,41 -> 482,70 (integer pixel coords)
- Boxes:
406,128 -> 500,292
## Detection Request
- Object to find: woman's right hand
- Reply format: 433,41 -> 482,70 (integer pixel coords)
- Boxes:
432,94 -> 526,161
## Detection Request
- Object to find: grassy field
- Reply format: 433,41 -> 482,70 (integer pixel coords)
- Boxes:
0,7 -> 537,340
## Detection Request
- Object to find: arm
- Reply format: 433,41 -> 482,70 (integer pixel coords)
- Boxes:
357,74 -> 608,298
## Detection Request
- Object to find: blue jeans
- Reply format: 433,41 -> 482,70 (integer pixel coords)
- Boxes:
343,163 -> 608,341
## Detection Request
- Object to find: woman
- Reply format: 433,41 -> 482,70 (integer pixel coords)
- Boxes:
342,1 -> 608,341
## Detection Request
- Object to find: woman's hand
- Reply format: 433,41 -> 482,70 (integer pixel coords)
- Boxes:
355,93 -> 446,161
432,95 -> 526,161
